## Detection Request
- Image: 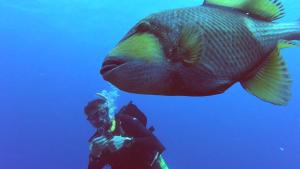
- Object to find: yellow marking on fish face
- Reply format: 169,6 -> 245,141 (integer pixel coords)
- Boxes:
109,33 -> 164,62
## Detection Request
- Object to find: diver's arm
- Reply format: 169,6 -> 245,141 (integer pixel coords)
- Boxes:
88,136 -> 112,169
116,113 -> 165,153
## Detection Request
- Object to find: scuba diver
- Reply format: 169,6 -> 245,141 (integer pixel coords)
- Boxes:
84,95 -> 169,169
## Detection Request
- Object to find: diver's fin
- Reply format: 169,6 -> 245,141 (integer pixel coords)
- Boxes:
241,44 -> 291,105
157,155 -> 169,169
203,0 -> 285,21
178,27 -> 202,66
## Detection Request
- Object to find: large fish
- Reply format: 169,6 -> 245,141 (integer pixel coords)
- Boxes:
100,0 -> 300,105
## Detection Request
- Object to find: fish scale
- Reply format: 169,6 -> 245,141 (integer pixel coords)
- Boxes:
150,6 -> 264,79
196,7 -> 263,78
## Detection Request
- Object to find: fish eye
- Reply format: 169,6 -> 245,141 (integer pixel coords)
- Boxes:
136,21 -> 152,32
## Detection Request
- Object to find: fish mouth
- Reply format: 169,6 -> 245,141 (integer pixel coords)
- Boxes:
100,58 -> 126,75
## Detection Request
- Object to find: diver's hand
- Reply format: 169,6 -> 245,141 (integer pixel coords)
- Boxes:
89,136 -> 110,158
107,136 -> 133,152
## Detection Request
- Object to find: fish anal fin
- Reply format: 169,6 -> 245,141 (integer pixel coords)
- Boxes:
241,46 -> 291,105
278,40 -> 300,49
204,0 -> 285,21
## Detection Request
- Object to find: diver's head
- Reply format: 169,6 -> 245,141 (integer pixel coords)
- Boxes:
84,96 -> 112,129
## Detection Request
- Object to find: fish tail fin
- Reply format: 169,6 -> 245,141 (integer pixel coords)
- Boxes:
291,19 -> 300,40
273,20 -> 300,41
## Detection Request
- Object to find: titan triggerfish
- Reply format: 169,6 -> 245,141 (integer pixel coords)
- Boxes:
100,0 -> 300,105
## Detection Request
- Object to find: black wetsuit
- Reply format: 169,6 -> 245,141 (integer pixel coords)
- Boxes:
87,103 -> 165,169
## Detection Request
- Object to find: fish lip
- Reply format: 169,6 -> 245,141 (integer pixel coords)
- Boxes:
100,57 -> 126,76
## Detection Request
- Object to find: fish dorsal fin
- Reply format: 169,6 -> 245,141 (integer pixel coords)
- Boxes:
203,0 -> 285,21
240,43 -> 291,105
178,27 -> 203,66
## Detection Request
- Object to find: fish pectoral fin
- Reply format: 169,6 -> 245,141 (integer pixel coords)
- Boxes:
203,0 -> 285,21
179,27 -> 203,66
240,46 -> 291,105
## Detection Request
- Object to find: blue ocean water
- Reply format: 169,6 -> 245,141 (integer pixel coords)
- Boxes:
1,0 -> 300,169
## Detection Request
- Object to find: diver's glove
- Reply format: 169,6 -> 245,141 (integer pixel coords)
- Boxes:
89,136 -> 110,158
90,135 -> 133,157
107,135 -> 133,152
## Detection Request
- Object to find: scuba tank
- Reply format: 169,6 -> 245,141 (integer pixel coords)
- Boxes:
115,102 -> 166,168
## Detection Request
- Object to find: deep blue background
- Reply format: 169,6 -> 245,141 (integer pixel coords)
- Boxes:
0,0 -> 300,169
